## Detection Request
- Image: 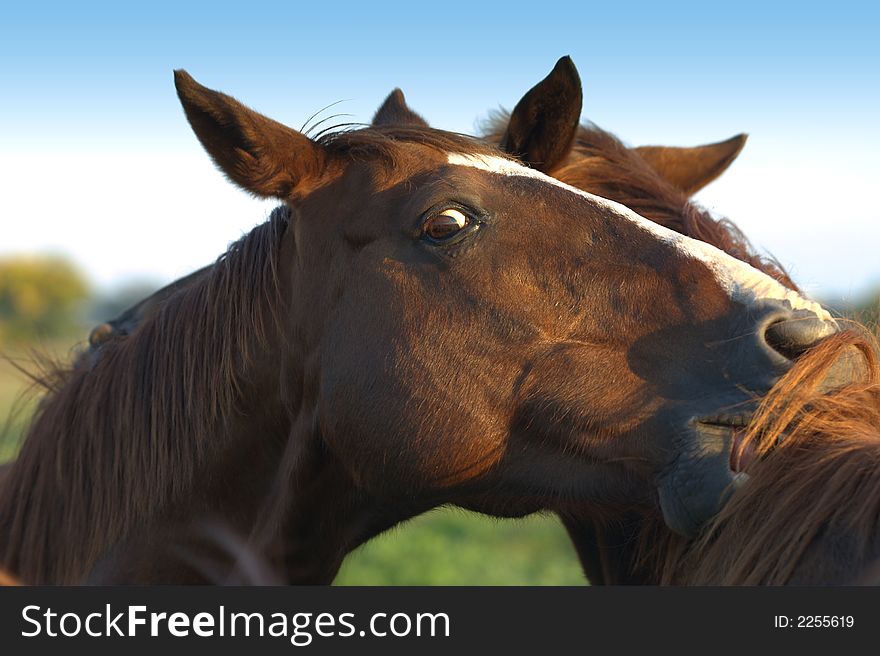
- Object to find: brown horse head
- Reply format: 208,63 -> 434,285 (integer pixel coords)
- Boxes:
70,63 -> 842,564
174,70 -> 835,535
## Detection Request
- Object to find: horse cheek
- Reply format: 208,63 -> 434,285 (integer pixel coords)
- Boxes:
316,336 -> 507,496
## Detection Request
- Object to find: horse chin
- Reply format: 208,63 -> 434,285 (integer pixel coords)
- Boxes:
656,418 -> 753,538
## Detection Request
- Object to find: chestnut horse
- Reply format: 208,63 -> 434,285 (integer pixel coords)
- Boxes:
0,69 -> 838,584
68,59 -> 840,583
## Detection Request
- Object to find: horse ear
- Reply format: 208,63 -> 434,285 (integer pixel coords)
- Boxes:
499,56 -> 583,172
372,88 -> 429,127
635,134 -> 748,195
174,70 -> 330,199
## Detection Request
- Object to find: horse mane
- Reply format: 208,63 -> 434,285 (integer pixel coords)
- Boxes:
0,207 -> 289,583
637,326 -> 880,584
483,114 -> 798,290
320,124 -> 506,167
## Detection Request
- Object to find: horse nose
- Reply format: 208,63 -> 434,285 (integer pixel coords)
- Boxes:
762,309 -> 838,361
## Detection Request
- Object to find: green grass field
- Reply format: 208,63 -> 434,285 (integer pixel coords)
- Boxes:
0,339 -> 587,585
335,509 -> 585,586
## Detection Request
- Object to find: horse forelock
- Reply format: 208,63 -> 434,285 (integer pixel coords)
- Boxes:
318,124 -> 510,172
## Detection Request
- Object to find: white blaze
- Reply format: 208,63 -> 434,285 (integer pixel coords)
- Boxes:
447,153 -> 832,322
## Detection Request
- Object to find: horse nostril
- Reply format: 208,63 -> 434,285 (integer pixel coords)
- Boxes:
763,312 -> 838,361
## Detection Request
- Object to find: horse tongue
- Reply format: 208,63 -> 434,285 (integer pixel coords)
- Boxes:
730,428 -> 756,473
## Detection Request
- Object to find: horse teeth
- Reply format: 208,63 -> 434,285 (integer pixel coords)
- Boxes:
732,472 -> 751,488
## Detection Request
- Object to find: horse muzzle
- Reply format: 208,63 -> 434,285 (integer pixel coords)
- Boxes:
655,311 -> 872,537
656,416 -> 753,537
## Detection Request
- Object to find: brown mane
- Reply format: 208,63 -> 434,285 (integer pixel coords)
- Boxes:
637,327 -> 880,584
484,115 -> 798,290
0,207 -> 289,583
321,124 -> 504,163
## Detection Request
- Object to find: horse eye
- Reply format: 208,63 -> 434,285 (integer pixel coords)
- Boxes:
423,208 -> 470,241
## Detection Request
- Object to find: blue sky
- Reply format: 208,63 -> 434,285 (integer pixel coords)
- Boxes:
2,1 -> 878,300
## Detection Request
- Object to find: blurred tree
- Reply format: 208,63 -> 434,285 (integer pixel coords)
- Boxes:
0,255 -> 90,343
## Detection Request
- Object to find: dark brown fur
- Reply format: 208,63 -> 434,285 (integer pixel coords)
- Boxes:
0,209 -> 289,582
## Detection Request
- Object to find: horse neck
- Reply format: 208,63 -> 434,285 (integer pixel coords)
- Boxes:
239,390 -> 434,583
0,212 -> 294,584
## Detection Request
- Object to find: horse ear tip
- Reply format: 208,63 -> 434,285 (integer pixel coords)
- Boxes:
173,69 -> 197,93
389,88 -> 406,103
729,133 -> 749,153
555,55 -> 576,72
551,55 -> 581,86
376,88 -> 405,107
